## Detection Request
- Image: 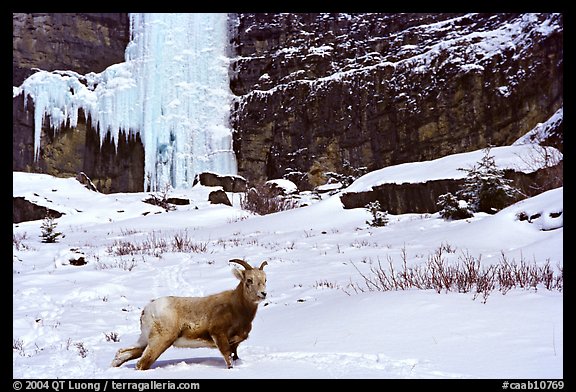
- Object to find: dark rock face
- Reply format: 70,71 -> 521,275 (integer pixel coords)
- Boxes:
13,103 -> 145,193
340,179 -> 464,214
12,13 -> 138,193
82,121 -> 145,193
13,197 -> 63,224
230,13 -> 563,190
12,94 -> 35,174
13,13 -> 129,86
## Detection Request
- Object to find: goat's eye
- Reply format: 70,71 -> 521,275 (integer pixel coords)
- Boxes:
246,278 -> 253,285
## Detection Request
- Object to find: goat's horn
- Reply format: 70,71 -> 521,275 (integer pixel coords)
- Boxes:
229,259 -> 253,270
259,261 -> 268,270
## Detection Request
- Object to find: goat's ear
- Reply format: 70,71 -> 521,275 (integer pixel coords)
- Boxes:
232,268 -> 244,281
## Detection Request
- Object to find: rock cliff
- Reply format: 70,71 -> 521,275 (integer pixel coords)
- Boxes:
230,13 -> 563,190
13,13 -> 563,197
13,13 -> 128,86
12,13 -> 140,192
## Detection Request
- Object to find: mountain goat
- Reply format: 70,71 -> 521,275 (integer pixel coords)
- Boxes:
111,259 -> 268,369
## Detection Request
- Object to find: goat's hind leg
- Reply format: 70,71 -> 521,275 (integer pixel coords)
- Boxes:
111,331 -> 148,367
111,345 -> 145,367
136,333 -> 175,370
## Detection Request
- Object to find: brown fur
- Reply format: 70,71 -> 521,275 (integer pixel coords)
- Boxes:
111,259 -> 267,369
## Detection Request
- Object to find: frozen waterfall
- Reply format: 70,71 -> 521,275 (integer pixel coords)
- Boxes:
16,13 -> 237,191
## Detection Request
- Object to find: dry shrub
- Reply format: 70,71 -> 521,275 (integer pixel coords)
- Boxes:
349,246 -> 562,303
107,231 -> 208,256
240,183 -> 299,215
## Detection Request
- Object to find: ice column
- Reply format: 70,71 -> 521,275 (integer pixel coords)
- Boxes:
127,13 -> 237,191
18,13 -> 237,191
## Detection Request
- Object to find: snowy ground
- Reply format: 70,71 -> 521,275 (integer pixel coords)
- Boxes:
13,148 -> 563,379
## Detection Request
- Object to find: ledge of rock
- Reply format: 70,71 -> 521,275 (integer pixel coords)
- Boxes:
340,164 -> 562,215
13,197 -> 64,224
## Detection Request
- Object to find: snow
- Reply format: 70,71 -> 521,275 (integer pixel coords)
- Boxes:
13,143 -> 562,379
308,45 -> 334,56
15,13 -> 236,191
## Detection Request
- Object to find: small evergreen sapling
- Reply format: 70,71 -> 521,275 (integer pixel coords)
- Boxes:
40,215 -> 62,243
456,146 -> 520,214
436,146 -> 521,219
437,192 -> 474,220
365,201 -> 389,227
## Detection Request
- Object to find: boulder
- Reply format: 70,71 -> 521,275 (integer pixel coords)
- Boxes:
266,179 -> 298,196
166,197 -> 190,205
208,189 -> 232,206
197,172 -> 247,192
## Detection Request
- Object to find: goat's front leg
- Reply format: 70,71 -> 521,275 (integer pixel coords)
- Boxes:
211,333 -> 233,368
228,332 -> 248,361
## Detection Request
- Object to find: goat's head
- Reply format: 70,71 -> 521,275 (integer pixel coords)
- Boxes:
229,259 -> 268,303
